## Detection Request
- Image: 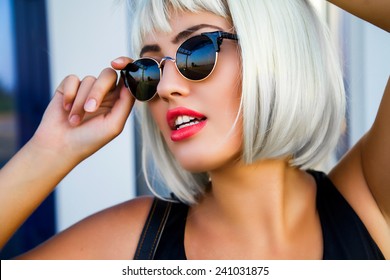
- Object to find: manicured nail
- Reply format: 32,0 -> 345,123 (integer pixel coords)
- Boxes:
112,57 -> 124,64
69,114 -> 80,126
84,98 -> 97,112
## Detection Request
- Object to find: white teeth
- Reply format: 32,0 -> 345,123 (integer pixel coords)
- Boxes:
174,115 -> 201,130
176,116 -> 183,126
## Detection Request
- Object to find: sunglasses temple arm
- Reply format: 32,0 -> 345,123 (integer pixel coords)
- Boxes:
204,31 -> 239,52
220,32 -> 238,41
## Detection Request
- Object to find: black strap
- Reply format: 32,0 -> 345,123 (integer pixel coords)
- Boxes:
133,198 -> 172,260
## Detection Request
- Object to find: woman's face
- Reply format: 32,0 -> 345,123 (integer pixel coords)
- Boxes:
144,11 -> 242,173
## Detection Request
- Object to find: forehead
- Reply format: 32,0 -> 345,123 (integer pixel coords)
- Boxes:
142,11 -> 233,47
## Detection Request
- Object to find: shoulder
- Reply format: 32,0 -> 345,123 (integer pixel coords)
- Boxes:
18,196 -> 154,259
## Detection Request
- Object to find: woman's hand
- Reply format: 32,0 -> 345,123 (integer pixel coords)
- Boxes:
32,57 -> 135,163
0,57 -> 135,248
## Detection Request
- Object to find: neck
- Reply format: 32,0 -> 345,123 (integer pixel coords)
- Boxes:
186,159 -> 320,259
202,159 -> 315,229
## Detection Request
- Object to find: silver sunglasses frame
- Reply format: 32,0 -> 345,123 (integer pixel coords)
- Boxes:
122,31 -> 238,101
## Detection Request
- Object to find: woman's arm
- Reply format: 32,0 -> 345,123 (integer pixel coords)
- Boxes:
328,0 -> 390,221
327,0 -> 390,32
360,78 -> 390,220
330,78 -> 390,258
0,60 -> 134,249
328,0 -> 390,258
0,132 -> 79,248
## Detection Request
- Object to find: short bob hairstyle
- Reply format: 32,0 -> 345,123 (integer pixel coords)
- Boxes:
127,0 -> 345,204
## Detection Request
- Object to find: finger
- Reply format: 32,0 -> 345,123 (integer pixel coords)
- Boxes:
69,76 -> 96,126
56,75 -> 81,111
84,68 -> 118,113
106,79 -> 135,136
111,56 -> 134,70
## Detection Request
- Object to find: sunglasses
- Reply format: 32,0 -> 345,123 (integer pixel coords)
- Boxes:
121,31 -> 238,101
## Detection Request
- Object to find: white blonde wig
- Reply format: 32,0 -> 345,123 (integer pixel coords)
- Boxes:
126,0 -> 345,204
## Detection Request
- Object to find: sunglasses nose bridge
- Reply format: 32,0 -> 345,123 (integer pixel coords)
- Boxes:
159,56 -> 176,69
158,56 -> 179,81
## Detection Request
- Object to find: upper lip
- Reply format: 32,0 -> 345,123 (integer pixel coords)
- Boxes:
166,107 -> 207,130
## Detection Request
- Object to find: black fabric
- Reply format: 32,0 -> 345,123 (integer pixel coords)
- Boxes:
133,198 -> 173,260
153,201 -> 188,260
310,171 -> 384,260
135,170 -> 384,260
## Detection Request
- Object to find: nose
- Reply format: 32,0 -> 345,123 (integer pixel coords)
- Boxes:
156,57 -> 190,102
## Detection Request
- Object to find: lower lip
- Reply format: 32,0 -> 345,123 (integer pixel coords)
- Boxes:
170,120 -> 207,142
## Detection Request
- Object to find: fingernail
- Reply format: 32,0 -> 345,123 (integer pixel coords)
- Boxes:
84,98 -> 97,112
112,57 -> 124,64
69,114 -> 80,126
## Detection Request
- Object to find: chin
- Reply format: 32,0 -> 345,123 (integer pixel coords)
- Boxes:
176,152 -> 241,174
177,159 -> 210,173
168,139 -> 242,173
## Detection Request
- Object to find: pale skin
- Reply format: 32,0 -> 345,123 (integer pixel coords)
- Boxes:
0,0 -> 389,259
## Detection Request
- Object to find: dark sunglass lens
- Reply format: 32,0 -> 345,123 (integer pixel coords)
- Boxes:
123,58 -> 159,101
176,35 -> 216,80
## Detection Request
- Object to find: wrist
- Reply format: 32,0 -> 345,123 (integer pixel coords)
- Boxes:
27,132 -> 82,175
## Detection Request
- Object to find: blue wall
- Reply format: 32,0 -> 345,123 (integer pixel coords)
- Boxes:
0,0 -> 55,259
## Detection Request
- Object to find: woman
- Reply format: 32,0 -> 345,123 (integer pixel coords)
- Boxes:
0,0 -> 389,259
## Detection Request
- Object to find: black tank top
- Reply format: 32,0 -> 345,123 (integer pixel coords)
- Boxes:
135,170 -> 384,260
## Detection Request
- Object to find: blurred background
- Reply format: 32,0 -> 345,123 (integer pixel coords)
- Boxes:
0,0 -> 389,259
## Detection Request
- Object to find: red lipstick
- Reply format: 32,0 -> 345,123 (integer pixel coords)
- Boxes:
167,107 -> 207,142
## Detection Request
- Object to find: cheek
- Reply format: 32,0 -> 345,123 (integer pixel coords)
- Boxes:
213,47 -> 242,106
